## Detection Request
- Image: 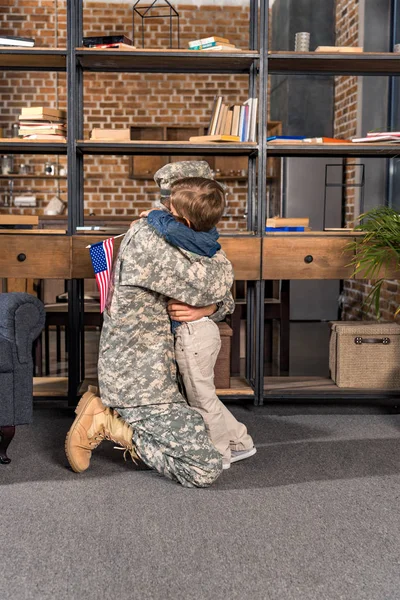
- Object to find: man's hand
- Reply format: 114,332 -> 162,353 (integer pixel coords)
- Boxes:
167,299 -> 217,322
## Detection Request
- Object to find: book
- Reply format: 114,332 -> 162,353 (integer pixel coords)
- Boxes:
20,107 -> 67,120
238,106 -> 245,142
265,227 -> 305,232
267,217 -> 310,228
23,134 -> 67,141
367,132 -> 400,137
83,35 -> 133,47
268,136 -> 306,141
209,97 -> 223,136
268,137 -> 350,144
315,46 -> 363,53
189,134 -> 241,143
242,100 -> 251,142
198,46 -> 242,52
223,108 -> 233,136
207,96 -> 219,135
90,128 -> 131,141
231,105 -> 241,136
19,125 -> 66,135
190,42 -> 236,50
249,97 -> 258,142
215,103 -> 228,136
87,43 -> 136,50
188,36 -> 230,48
352,135 -> 400,143
303,137 -> 351,143
19,115 -> 66,123
0,35 -> 34,47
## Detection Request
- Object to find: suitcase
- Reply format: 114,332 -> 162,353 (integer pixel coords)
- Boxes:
329,321 -> 400,389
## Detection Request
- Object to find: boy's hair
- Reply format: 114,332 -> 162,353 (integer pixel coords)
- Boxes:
170,177 -> 226,232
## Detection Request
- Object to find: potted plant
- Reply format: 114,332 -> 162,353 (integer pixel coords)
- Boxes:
347,206 -> 400,319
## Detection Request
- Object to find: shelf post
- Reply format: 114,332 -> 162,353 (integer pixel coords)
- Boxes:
253,0 -> 269,405
67,0 -> 85,405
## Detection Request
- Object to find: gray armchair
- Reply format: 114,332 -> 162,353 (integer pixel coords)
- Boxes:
0,293 -> 45,464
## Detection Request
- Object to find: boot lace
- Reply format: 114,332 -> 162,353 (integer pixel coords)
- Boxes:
113,444 -> 139,464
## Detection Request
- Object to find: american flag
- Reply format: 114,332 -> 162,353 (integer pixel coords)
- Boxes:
89,238 -> 115,313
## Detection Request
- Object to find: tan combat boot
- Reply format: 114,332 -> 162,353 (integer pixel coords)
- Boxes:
103,409 -> 139,464
65,387 -> 138,473
65,387 -> 110,473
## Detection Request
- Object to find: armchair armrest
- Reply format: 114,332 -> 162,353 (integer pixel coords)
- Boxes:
0,293 -> 45,364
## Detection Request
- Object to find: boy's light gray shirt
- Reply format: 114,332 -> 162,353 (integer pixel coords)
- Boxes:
98,220 -> 234,410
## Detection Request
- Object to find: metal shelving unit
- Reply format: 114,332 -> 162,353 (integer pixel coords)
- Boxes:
64,0 -> 268,405
4,3 -> 398,406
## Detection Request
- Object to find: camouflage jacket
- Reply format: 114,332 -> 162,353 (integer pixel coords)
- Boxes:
98,220 -> 234,409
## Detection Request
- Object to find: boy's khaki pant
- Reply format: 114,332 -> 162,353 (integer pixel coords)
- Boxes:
175,320 -> 254,462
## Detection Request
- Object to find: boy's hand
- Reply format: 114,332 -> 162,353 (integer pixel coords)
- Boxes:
139,210 -> 152,218
167,299 -> 217,322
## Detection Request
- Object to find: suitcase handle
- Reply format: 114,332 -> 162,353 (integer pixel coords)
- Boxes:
354,337 -> 391,345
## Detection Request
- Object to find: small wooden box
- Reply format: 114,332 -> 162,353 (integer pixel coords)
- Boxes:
214,322 -> 233,389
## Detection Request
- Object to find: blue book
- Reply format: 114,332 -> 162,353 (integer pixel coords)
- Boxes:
265,227 -> 305,232
267,136 -> 306,141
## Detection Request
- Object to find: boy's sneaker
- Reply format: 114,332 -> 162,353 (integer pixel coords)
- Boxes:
222,459 -> 231,470
230,447 -> 257,464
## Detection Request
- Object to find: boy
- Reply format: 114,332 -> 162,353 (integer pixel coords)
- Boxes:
66,163 -> 234,487
143,173 -> 256,469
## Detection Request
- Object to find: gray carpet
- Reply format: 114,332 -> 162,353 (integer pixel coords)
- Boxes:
2,401 -> 400,600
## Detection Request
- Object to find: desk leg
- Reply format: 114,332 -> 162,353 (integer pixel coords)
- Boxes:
280,280 -> 290,374
230,305 -> 242,376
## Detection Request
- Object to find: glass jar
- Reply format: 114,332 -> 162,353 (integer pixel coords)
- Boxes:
1,155 -> 14,175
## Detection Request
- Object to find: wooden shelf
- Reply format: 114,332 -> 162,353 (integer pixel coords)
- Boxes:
268,51 -> 400,76
0,139 -> 67,154
0,174 -> 67,179
264,376 -> 400,399
78,140 -> 258,156
0,47 -> 66,71
76,48 -> 259,74
33,376 -> 254,398
265,230 -> 365,236
267,142 -> 400,157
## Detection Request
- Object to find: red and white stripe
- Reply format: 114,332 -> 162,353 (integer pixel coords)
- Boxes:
96,237 -> 115,313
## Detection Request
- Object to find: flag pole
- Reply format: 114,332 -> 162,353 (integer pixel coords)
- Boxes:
86,232 -> 126,249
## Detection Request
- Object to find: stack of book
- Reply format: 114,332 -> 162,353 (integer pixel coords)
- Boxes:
206,96 -> 258,142
268,136 -> 350,144
188,36 -> 241,52
18,107 -> 67,141
266,217 -> 310,232
83,35 -> 135,50
352,131 -> 400,143
0,35 -> 34,47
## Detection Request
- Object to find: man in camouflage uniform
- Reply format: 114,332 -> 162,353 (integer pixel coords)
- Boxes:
96,162 -> 234,487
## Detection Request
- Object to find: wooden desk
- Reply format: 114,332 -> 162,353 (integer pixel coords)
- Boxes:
72,234 -> 262,281
263,234 -> 356,280
0,233 -> 261,281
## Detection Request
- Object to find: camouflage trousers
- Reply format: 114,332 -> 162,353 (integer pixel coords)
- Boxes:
116,403 -> 223,488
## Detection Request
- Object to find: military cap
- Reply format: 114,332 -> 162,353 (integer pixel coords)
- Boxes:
154,161 -> 214,200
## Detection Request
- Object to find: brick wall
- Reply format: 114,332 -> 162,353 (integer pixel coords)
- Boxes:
334,0 -> 400,322
0,0 -> 252,231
